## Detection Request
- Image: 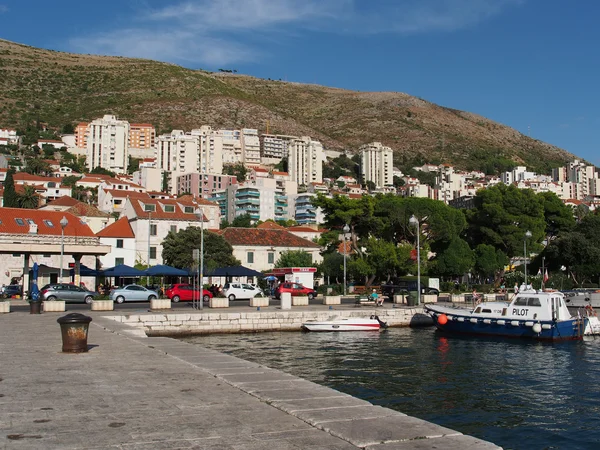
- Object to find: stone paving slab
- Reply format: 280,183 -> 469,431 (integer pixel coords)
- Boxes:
0,311 -> 501,449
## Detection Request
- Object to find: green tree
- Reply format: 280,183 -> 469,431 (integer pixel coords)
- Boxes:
230,214 -> 254,228
162,228 -> 240,271
275,250 -> 313,268
545,232 -> 600,286
465,184 -> 546,260
23,158 -> 52,176
431,238 -> 474,278
17,185 -> 40,209
61,175 -> 82,188
3,168 -> 19,208
537,191 -> 576,240
62,123 -> 75,134
393,176 -> 405,188
274,157 -> 288,173
319,252 -> 344,283
223,163 -> 247,182
127,156 -> 141,175
91,166 -> 116,177
473,244 -> 508,281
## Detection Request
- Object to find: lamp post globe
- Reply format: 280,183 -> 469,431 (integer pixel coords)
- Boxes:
409,215 -> 420,306
524,230 -> 532,287
342,224 -> 350,297
59,216 -> 68,283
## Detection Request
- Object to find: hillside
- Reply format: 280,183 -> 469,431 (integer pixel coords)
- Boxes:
0,39 -> 576,172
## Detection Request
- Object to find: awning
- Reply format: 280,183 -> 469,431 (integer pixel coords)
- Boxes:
146,265 -> 189,276
206,266 -> 263,278
101,264 -> 146,277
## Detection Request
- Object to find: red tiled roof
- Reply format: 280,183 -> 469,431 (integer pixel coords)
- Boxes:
103,189 -> 151,200
129,197 -> 207,221
220,228 -> 320,248
348,194 -> 363,199
96,217 -> 134,238
13,173 -> 58,183
257,221 -> 285,230
252,168 -> 269,173
47,196 -> 79,207
272,171 -> 288,176
0,208 -> 95,236
66,203 -> 110,218
288,226 -> 323,233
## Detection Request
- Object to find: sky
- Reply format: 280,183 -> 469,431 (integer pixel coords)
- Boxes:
1,0 -> 599,165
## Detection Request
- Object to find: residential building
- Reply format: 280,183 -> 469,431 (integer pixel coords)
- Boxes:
37,139 -> 65,150
0,208 -> 110,289
435,165 -> 465,203
40,196 -> 114,233
176,173 -> 238,198
0,128 -> 18,145
288,193 -> 324,225
288,136 -> 323,186
156,130 -> 199,195
12,173 -> 71,204
129,123 -> 155,150
97,189 -> 151,215
86,115 -> 130,174
261,133 -> 297,159
190,126 -> 224,175
360,142 -> 394,188
120,197 -> 219,266
75,122 -> 88,149
96,217 -> 137,268
218,227 -> 322,272
241,128 -> 261,166
220,129 -> 242,165
133,166 -> 163,192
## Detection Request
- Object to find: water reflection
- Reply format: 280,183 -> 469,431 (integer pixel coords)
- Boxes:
183,329 -> 600,450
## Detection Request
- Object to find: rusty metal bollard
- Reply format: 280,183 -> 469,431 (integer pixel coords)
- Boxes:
29,300 -> 41,314
57,313 -> 92,353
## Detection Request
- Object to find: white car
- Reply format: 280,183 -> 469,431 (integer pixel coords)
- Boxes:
223,282 -> 264,301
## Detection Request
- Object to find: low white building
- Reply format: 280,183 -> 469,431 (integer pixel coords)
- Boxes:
97,217 -> 137,268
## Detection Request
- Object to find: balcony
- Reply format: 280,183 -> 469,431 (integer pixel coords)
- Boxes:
235,191 -> 260,198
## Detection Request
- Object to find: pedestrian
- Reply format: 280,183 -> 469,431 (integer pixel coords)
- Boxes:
472,288 -> 481,304
514,283 -> 519,294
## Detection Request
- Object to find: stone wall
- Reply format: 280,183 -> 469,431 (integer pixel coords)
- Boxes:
106,308 -> 433,336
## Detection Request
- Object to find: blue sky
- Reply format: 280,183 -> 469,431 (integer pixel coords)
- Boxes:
1,0 -> 598,165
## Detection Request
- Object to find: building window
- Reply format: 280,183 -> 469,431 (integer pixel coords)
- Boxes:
149,247 -> 157,260
15,218 -> 25,226
170,225 -> 177,233
164,205 -> 175,212
184,206 -> 194,213
115,257 -> 124,266
150,224 -> 157,236
268,252 -> 274,264
144,204 -> 156,212
247,252 -> 254,264
116,239 -> 124,248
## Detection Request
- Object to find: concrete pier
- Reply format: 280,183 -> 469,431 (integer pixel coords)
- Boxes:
0,307 -> 500,449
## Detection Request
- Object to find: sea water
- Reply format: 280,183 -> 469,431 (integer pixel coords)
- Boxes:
184,328 -> 600,450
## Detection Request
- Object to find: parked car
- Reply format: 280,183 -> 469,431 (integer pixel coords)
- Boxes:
1,284 -> 23,298
166,284 -> 213,302
223,282 -> 264,301
274,282 -> 317,300
381,282 -> 439,300
109,285 -> 160,303
40,283 -> 99,303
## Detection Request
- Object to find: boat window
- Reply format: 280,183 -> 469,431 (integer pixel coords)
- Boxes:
527,298 -> 541,307
513,298 -> 528,306
474,307 -> 481,313
482,309 -> 492,313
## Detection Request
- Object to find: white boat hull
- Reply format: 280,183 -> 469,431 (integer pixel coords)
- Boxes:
584,316 -> 600,335
302,317 -> 382,332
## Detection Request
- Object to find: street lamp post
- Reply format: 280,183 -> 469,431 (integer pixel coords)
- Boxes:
524,230 -> 532,287
59,216 -> 68,283
342,224 -> 350,296
197,208 -> 205,310
409,215 -> 420,306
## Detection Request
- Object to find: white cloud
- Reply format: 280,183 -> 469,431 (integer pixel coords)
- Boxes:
68,0 -> 523,66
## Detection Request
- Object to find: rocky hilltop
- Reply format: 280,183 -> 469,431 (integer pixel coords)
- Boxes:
0,39 -> 575,171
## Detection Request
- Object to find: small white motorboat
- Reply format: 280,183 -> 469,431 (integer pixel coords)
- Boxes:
302,315 -> 387,332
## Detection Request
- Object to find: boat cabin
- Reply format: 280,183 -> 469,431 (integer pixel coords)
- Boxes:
473,290 -> 572,322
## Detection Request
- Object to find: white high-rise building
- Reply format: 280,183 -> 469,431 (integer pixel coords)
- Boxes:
360,142 -> 393,188
288,136 -> 323,186
261,134 -> 297,159
86,115 -> 130,174
191,126 -> 224,175
220,129 -> 242,165
156,130 -> 200,195
241,129 -> 261,166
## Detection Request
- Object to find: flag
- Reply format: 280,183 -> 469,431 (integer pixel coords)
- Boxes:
537,269 -> 541,276
544,269 -> 549,283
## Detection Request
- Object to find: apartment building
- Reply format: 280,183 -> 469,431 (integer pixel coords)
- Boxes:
241,129 -> 261,166
435,165 -> 465,203
188,126 -> 223,175
288,193 -> 324,225
261,133 -> 297,159
360,142 -> 394,188
155,130 -> 199,195
129,123 -> 155,150
176,173 -> 238,198
220,129 -> 242,165
86,115 -> 130,174
75,122 -> 88,149
288,136 -> 323,186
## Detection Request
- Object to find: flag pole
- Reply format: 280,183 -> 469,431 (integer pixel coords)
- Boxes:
541,256 -> 545,290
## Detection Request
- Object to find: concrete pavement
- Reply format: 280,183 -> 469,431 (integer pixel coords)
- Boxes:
0,309 -> 501,449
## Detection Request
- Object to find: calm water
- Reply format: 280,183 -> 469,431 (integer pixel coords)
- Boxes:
183,328 -> 600,450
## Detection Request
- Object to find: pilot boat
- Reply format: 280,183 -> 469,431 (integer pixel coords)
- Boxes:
424,287 -> 586,341
302,315 -> 387,332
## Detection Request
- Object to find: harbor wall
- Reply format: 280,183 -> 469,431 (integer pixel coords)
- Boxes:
106,307 -> 434,336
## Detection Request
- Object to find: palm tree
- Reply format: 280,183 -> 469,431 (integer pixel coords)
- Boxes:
18,185 -> 40,209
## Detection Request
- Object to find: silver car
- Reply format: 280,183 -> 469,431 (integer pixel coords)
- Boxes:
40,283 -> 98,304
109,285 -> 159,303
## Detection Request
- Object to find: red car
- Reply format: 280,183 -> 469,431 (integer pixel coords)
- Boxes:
275,282 -> 317,300
166,284 -> 213,302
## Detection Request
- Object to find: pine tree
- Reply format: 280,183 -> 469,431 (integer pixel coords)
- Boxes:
3,168 -> 19,208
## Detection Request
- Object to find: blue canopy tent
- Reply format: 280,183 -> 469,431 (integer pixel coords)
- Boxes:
206,266 -> 263,278
69,264 -> 100,277
101,264 -> 146,277
146,265 -> 189,277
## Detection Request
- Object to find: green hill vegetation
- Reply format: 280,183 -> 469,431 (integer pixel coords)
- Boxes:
0,39 -> 576,173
